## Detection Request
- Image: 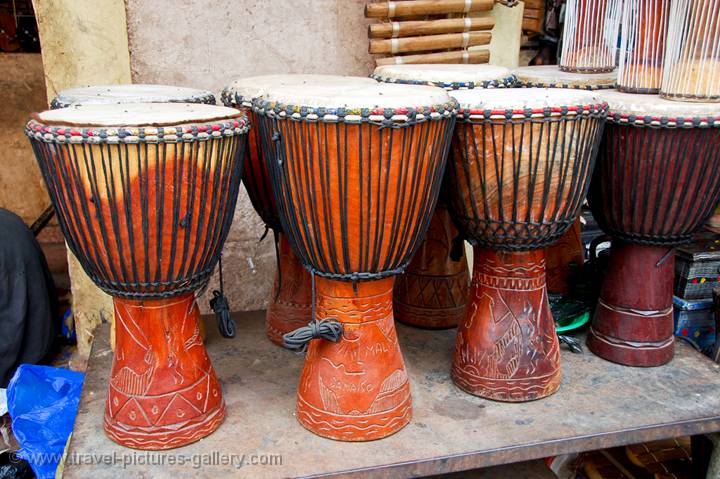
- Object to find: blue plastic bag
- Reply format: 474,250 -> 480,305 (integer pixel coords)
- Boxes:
7,364 -> 84,479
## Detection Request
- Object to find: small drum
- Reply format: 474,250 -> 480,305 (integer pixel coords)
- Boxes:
560,0 -> 622,73
51,84 -> 216,108
371,64 -> 514,329
617,0 -> 670,94
221,75 -> 376,346
446,88 -> 607,401
255,80 -> 456,440
27,103 -> 249,449
661,0 -> 720,101
512,65 -> 617,91
587,91 -> 720,366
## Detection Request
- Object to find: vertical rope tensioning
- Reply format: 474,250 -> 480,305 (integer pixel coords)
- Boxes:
447,109 -> 606,250
661,0 -> 720,101
27,123 -> 247,299
560,0 -> 622,73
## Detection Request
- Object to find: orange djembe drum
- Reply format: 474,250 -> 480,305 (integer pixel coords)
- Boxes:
256,80 -> 456,440
447,89 -> 607,401
221,75 -> 376,345
371,64 -> 517,329
26,103 -> 248,449
560,0 -> 622,73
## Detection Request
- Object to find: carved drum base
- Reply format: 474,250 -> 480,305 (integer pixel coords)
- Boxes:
266,234 -> 312,347
105,294 -> 225,450
393,206 -> 469,329
452,248 -> 561,402
296,277 -> 412,441
587,242 -> 675,367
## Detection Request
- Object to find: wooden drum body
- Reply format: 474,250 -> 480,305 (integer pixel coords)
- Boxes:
372,64 -> 516,329
26,103 -> 248,449
587,91 -> 720,366
560,0 -> 622,73
222,75 -> 376,346
447,89 -> 607,401
256,82 -> 456,440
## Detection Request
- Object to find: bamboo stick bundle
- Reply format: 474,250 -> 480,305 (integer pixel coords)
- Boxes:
369,17 -> 495,39
365,0 -> 495,18
369,31 -> 492,54
376,49 -> 490,65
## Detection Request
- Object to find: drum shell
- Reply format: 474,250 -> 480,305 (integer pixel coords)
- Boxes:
589,123 -> 720,245
236,107 -> 281,230
263,114 -> 455,279
447,113 -> 604,250
29,132 -> 245,297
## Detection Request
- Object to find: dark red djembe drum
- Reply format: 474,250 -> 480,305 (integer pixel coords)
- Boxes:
26,103 -> 248,449
255,80 -> 456,440
371,64 -> 516,329
447,88 -> 607,401
221,75 -> 376,346
587,91 -> 720,366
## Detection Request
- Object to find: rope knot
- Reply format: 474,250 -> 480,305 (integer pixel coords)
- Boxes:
283,319 -> 343,352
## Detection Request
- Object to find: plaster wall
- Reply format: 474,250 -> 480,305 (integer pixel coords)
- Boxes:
125,0 -> 375,313
32,0 -> 132,356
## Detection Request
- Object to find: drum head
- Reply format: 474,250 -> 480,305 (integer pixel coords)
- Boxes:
35,102 -> 243,127
452,87 -> 604,113
222,74 -> 377,106
512,65 -> 617,90
51,84 -> 216,109
263,82 -> 449,108
601,90 -> 720,125
372,64 -> 514,89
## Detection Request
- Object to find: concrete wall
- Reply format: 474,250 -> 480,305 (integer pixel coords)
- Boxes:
125,0 -> 376,313
0,54 -> 49,224
32,0 -> 132,356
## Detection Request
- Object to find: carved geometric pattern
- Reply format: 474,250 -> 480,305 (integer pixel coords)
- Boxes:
105,294 -> 225,449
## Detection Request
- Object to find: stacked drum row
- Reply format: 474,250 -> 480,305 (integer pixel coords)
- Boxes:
24,0 -> 719,450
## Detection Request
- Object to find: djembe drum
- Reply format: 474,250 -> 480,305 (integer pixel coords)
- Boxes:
560,0 -> 622,73
51,84 -> 216,109
221,75 -> 376,346
255,80 -> 456,440
511,66 -> 615,293
26,103 -> 248,449
371,64 -> 515,329
617,0 -> 670,94
661,0 -> 720,102
587,91 -> 720,366
447,88 -> 607,401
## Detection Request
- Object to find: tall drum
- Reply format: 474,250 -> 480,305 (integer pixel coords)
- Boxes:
587,91 -> 720,366
447,89 -> 607,401
372,64 -> 515,329
221,75 -> 376,346
661,0 -> 720,102
560,0 -> 622,73
255,81 -> 456,440
26,103 -> 248,449
617,0 -> 670,94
